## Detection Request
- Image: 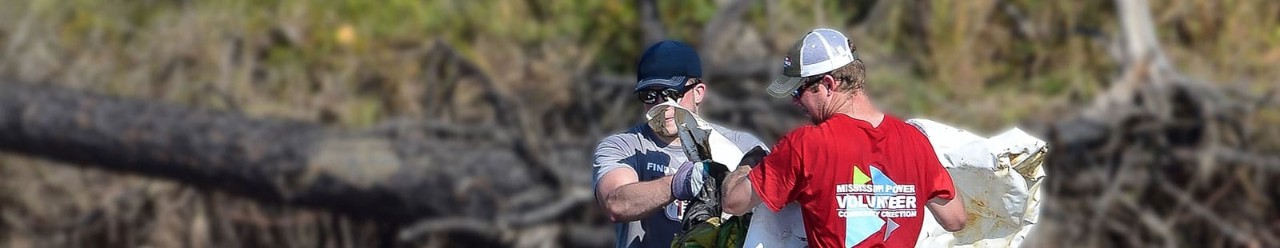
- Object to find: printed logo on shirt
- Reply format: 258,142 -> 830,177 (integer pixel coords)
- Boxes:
664,201 -> 686,221
656,161 -> 683,221
646,162 -> 676,174
835,164 -> 917,247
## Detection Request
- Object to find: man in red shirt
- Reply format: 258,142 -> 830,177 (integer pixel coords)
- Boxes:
720,28 -> 967,247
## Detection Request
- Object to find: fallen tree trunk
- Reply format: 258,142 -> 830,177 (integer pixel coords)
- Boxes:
0,82 -> 604,246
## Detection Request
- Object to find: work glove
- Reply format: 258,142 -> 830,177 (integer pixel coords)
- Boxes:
671,160 -> 707,201
673,159 -> 733,232
672,160 -> 733,201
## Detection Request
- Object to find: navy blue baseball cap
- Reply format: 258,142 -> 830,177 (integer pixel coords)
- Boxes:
635,40 -> 702,92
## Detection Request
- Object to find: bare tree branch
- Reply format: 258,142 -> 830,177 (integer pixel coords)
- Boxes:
637,0 -> 665,45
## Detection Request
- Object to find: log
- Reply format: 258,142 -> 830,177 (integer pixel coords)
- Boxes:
0,82 -> 591,228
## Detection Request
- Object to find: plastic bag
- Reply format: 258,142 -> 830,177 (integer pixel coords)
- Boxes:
907,119 -> 1047,248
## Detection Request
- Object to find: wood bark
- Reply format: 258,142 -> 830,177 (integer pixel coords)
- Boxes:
0,83 -> 592,228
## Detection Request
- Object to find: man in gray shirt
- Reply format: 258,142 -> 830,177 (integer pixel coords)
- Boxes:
593,40 -> 766,248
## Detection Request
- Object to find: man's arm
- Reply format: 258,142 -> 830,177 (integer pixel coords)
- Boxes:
721,165 -> 762,215
596,168 -> 675,223
926,192 -> 967,232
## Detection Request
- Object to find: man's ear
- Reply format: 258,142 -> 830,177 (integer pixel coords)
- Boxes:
693,83 -> 707,104
824,75 -> 840,91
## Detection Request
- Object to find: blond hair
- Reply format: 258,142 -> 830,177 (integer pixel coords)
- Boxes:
830,40 -> 867,93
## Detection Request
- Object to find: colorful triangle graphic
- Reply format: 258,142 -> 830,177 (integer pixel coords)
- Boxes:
845,205 -> 884,247
853,166 -> 871,185
884,218 -> 899,241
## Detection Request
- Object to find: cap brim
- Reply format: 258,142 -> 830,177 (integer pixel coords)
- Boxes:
767,75 -> 804,98
634,76 -> 687,92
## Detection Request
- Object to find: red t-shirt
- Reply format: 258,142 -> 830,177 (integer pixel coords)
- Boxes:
749,114 -> 956,248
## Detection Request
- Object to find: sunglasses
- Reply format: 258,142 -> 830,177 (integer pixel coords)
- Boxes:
637,79 -> 702,104
791,75 -> 825,99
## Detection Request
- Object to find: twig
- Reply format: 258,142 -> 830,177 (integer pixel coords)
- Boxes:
397,188 -> 595,244
1116,0 -> 1172,71
504,188 -> 594,227
637,0 -> 665,45
363,118 -> 509,141
1155,179 -> 1274,245
700,0 -> 756,65
396,217 -> 501,243
1210,149 -> 1280,172
1116,178 -> 1181,247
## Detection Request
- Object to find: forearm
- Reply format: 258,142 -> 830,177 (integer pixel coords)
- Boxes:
721,165 -> 760,215
603,176 -> 675,222
926,192 -> 967,232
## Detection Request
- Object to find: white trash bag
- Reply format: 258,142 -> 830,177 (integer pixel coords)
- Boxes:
907,119 -> 1047,248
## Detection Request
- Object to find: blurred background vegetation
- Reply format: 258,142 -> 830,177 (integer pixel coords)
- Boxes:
0,0 -> 1276,247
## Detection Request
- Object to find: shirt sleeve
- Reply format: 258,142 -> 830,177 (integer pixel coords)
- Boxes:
729,129 -> 768,153
712,125 -> 769,153
592,137 -> 635,192
748,134 -> 804,212
915,131 -> 956,201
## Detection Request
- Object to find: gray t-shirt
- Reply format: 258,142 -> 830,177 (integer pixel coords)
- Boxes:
593,123 -> 765,248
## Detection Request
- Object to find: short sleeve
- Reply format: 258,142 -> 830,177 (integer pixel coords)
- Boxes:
914,130 -> 956,201
926,160 -> 956,201
729,130 -> 768,152
748,134 -> 804,212
712,125 -> 769,153
592,137 -> 635,191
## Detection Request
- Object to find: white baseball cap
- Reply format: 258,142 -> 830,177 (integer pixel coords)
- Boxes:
766,28 -> 858,98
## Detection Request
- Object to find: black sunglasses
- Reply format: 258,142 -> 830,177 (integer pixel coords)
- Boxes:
637,79 -> 702,104
791,75 -> 825,98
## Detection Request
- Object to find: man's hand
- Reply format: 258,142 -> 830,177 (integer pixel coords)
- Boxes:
671,161 -> 705,200
739,146 -> 768,167
721,164 -> 761,215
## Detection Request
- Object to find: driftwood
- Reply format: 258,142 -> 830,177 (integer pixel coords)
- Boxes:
1032,0 -> 1280,246
0,82 -> 610,247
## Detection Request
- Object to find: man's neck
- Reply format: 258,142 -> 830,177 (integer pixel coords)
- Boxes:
657,134 -> 681,146
832,93 -> 884,127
